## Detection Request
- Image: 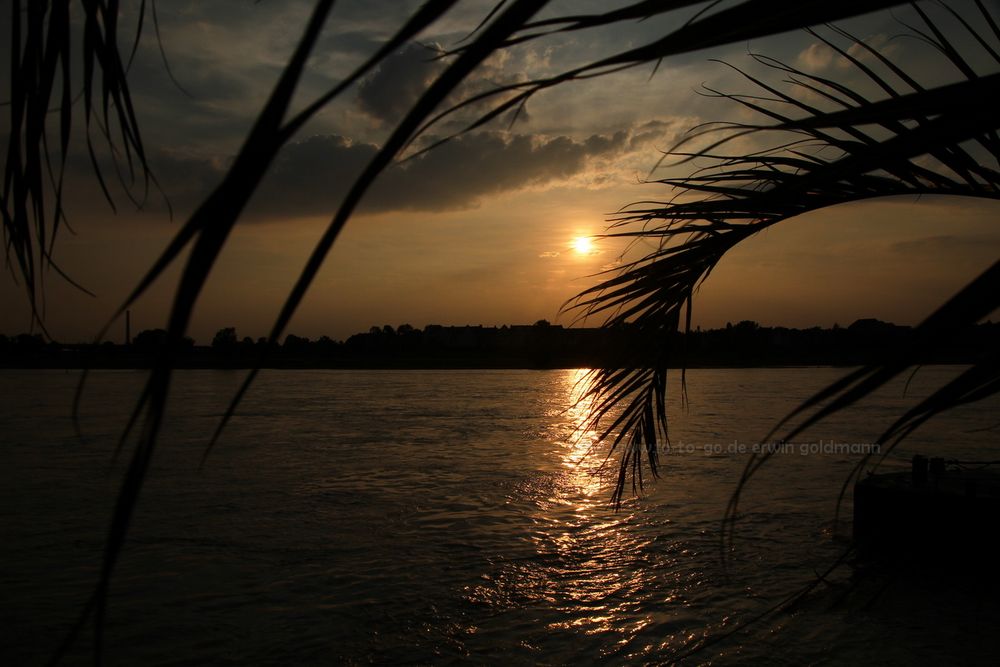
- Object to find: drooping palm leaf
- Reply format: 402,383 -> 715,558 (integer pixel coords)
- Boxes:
563,2 -> 1000,521
2,1 -> 152,332
55,1 -> 342,659
58,0 -> 538,658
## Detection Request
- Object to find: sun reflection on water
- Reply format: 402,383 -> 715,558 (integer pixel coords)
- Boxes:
559,368 -> 604,499
520,370 -> 659,650
462,369 -> 694,660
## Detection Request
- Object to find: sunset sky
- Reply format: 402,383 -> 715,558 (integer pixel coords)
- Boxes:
2,1 -> 998,343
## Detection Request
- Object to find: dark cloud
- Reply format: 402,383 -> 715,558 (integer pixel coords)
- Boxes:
52,145 -> 224,222
354,41 -> 537,130
629,120 -> 676,150
245,127 -> 635,217
316,30 -> 387,59
75,119 -> 672,221
377,130 -> 623,210
149,152 -> 230,206
356,43 -> 444,124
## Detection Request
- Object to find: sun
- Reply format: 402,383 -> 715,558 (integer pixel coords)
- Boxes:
571,236 -> 594,255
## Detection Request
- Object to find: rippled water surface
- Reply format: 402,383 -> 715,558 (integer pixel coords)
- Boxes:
2,368 -> 999,664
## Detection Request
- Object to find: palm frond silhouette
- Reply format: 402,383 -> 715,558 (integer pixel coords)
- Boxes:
563,3 -> 1000,510
3,0 -> 152,333
3,0 -> 998,659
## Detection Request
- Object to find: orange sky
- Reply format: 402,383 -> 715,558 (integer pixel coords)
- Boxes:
1,1 -> 998,343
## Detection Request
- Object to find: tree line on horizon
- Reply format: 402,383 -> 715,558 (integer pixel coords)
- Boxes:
3,318 -> 995,369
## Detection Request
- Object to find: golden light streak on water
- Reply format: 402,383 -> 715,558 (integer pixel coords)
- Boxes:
559,368 -> 603,499
514,369 -> 660,648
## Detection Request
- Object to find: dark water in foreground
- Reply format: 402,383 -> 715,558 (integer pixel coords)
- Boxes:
2,367 -> 999,665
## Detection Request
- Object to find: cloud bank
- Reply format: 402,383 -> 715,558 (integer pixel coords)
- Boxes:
142,120 -> 679,220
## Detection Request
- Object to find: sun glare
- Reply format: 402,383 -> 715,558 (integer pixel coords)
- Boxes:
571,236 -> 594,255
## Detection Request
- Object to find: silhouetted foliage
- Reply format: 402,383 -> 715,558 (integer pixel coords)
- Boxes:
211,327 -> 238,350
133,329 -> 167,349
283,334 -> 310,351
3,320 -> 993,370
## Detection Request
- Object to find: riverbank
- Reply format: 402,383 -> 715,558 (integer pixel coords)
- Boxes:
3,319 -> 994,369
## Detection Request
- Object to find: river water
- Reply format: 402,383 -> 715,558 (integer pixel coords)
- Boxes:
2,367 -> 998,664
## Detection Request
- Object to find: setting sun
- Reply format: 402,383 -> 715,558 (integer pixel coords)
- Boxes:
571,236 -> 594,255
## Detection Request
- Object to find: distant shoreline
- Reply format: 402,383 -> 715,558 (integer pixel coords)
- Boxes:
3,318 -> 993,370
0,356 -> 894,371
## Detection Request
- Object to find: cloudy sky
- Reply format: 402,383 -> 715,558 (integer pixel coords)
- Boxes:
2,0 -> 998,343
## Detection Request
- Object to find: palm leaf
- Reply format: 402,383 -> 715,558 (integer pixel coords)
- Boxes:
3,0 -> 151,332
564,3 -> 1000,515
56,1 -> 342,659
